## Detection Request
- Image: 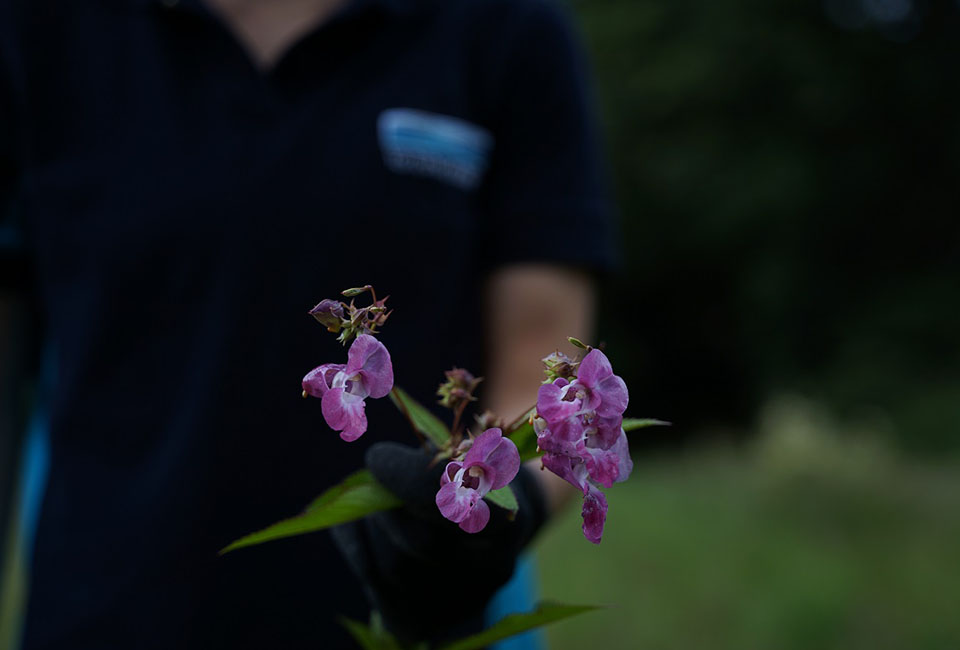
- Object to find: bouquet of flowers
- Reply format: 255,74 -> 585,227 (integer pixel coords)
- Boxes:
222,286 -> 666,649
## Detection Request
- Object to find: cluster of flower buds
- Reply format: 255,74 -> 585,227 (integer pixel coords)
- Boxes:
308,285 -> 392,346
436,367 -> 482,410
435,428 -> 521,533
302,287 -> 394,441
533,347 -> 631,543
541,350 -> 579,384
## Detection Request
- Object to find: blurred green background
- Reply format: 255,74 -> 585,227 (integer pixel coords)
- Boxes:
536,0 -> 958,648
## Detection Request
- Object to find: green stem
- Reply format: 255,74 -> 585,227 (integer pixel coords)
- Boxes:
505,406 -> 537,434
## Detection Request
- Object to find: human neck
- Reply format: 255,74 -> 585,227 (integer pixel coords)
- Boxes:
204,0 -> 350,70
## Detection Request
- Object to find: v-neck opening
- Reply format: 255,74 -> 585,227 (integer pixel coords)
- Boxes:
187,0 -> 393,78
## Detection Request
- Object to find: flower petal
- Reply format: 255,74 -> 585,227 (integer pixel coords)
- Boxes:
592,415 -> 625,450
345,334 -> 394,399
536,379 -> 579,424
301,363 -> 345,398
581,486 -> 608,544
463,428 -> 504,465
580,446 -> 621,489
577,350 -> 628,418
459,498 -> 490,533
611,430 -> 633,485
576,349 -> 613,389
436,481 -> 475,523
483,438 -> 521,491
595,374 -> 629,418
479,462 -> 498,494
541,453 -> 590,494
537,416 -> 584,457
321,387 -> 368,442
440,461 -> 463,487
581,428 -> 632,487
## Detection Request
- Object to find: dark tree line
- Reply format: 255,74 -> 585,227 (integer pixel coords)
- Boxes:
580,0 -> 960,453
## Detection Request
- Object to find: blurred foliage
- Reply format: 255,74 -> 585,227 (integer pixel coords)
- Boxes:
536,425 -> 960,649
576,0 -> 960,453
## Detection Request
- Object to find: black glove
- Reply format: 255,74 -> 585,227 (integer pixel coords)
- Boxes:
331,441 -> 548,645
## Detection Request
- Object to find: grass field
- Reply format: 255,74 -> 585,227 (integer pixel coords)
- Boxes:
534,443 -> 960,650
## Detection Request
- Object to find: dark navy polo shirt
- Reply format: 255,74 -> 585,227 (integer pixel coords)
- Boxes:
0,0 -> 615,647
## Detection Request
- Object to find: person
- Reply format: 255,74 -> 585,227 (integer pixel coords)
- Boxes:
0,0 -> 617,647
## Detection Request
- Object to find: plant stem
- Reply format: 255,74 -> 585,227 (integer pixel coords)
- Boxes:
450,401 -> 468,442
506,406 -> 537,433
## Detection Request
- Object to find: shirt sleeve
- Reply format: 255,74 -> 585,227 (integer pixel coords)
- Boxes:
479,0 -> 618,272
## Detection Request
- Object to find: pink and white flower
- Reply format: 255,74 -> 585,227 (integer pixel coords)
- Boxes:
435,428 -> 521,533
534,348 -> 631,543
301,334 -> 394,441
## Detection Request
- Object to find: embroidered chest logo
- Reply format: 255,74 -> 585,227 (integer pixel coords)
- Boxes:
377,108 -> 494,191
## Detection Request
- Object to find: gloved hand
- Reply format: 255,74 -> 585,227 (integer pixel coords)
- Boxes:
331,441 -> 548,645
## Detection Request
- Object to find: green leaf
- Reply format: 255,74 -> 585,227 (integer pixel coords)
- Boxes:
390,387 -> 451,446
339,615 -> 403,650
219,470 -> 401,554
436,601 -> 601,650
623,418 -> 672,431
485,485 -> 519,514
507,420 -> 540,463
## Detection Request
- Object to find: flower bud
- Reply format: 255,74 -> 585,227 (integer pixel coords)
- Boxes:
341,285 -> 373,297
331,290 -> 391,345
567,336 -> 590,350
308,299 -> 345,332
542,351 -> 578,383
436,367 -> 482,410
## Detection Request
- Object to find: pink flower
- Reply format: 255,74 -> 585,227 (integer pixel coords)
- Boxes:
535,378 -> 584,457
580,487 -> 608,545
301,334 -> 394,441
534,349 -> 632,543
575,349 -> 629,419
536,349 -> 631,486
436,428 -> 521,533
579,426 -> 633,489
541,452 -> 609,544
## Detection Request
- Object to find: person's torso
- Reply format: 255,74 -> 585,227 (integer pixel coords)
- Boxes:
9,0 -> 528,646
